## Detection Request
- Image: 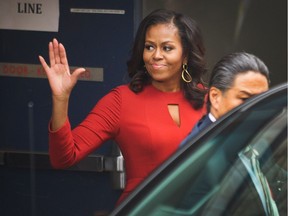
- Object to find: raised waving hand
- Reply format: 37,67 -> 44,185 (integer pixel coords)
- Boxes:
39,39 -> 86,130
39,38 -> 85,100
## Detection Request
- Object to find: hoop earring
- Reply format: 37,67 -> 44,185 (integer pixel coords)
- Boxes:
181,63 -> 192,83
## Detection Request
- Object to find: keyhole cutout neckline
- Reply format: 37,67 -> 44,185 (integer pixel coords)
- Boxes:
168,104 -> 180,127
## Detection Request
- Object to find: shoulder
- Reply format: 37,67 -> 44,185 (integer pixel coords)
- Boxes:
111,84 -> 135,96
98,84 -> 137,107
199,115 -> 212,127
192,114 -> 210,131
112,84 -> 157,98
102,84 -> 133,100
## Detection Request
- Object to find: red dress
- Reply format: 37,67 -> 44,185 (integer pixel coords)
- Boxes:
49,84 -> 206,204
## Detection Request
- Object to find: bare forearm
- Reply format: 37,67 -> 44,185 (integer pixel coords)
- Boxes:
39,39 -> 85,131
50,95 -> 69,131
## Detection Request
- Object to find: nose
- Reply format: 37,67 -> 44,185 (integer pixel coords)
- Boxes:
153,48 -> 163,60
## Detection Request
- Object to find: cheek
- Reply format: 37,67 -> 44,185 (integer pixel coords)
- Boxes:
170,57 -> 184,71
228,99 -> 244,111
174,60 -> 183,69
143,52 -> 149,63
220,98 -> 238,112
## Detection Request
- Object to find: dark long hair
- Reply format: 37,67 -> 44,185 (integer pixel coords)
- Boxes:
127,9 -> 207,109
207,51 -> 270,111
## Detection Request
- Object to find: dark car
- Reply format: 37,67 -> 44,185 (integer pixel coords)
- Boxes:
110,83 -> 287,216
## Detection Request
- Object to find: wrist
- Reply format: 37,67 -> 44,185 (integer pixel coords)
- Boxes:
52,94 -> 70,102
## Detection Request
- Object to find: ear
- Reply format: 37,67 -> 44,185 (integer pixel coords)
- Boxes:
209,87 -> 222,111
183,57 -> 188,65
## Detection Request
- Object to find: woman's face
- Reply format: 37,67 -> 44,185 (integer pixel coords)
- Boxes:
143,23 -> 185,91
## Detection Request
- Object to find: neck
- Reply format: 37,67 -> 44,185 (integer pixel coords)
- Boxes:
152,81 -> 181,92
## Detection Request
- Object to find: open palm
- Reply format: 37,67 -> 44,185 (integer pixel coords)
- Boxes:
39,38 -> 85,100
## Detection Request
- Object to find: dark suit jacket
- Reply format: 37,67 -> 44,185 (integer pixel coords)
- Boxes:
180,114 -> 213,147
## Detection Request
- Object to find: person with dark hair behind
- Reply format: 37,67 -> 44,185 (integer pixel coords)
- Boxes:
38,9 -> 207,205
180,51 -> 270,146
177,52 -> 285,215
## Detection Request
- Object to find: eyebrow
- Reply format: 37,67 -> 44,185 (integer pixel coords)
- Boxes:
145,40 -> 176,44
238,90 -> 254,96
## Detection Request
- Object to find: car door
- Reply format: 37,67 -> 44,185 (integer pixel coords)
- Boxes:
110,83 -> 287,216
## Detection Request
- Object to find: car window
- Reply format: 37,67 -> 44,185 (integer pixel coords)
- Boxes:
115,87 -> 287,216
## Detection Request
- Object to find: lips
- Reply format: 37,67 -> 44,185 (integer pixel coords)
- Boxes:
151,64 -> 166,70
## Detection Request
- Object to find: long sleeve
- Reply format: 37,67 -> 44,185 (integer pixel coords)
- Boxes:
48,84 -> 206,204
49,87 -> 122,168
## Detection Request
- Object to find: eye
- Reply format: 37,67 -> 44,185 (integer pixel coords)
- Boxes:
163,46 -> 173,51
144,44 -> 154,51
240,97 -> 249,102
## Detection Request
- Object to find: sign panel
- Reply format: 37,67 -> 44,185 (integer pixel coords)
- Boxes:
0,0 -> 59,32
0,62 -> 104,82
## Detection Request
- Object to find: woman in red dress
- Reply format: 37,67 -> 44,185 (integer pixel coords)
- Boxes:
39,9 -> 207,205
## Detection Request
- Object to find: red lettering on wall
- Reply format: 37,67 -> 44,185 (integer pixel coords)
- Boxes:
2,64 -> 28,76
79,69 -> 91,79
37,66 -> 46,77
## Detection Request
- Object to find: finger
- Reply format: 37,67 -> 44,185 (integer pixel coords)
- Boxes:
59,43 -> 69,66
53,38 -> 60,64
49,42 -> 55,66
39,55 -> 50,73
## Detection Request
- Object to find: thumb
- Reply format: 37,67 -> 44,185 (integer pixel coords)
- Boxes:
39,55 -> 49,72
71,67 -> 86,79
